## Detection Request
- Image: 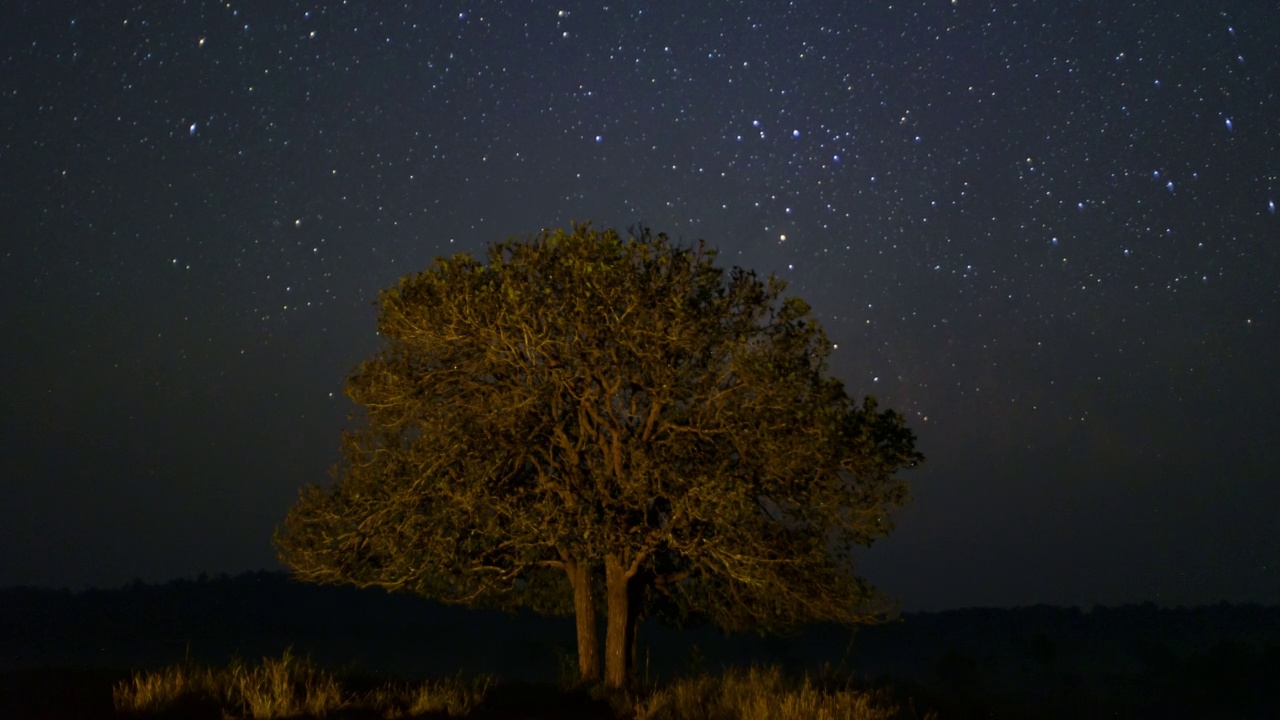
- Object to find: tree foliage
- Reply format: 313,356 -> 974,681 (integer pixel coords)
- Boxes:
275,225 -> 922,686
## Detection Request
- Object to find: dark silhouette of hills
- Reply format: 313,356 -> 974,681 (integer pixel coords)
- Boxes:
3,572 -> 1278,718
1,571 -> 558,680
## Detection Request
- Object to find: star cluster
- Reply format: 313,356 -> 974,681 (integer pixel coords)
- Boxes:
2,1 -> 1277,610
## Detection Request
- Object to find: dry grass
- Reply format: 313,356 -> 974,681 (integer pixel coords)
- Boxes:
112,661 -> 220,714
115,653 -> 924,719
112,648 -> 490,718
633,665 -> 934,720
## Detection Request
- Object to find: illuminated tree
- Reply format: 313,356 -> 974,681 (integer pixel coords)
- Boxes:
274,225 -> 922,687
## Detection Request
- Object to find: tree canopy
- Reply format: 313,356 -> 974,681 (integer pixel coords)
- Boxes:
275,225 -> 922,687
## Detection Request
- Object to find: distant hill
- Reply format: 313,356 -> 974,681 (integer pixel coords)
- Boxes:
1,570 -> 562,679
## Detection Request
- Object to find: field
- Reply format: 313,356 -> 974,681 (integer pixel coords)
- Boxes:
4,573 -> 1278,718
103,652 -> 929,719
6,652 -> 932,719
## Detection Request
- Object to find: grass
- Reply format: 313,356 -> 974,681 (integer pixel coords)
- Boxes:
634,666 -> 933,720
113,651 -> 931,719
113,648 -> 490,718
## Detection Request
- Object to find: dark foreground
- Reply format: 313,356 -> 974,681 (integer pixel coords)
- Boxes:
3,572 -> 1278,718
8,661 -> 929,720
0,668 -> 620,720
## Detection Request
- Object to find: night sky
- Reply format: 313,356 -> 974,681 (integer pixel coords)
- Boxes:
3,1 -> 1277,612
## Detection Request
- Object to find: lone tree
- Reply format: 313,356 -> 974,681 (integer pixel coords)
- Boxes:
275,225 -> 922,688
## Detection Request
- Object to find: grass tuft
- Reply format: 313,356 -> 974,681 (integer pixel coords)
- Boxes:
634,665 -> 934,720
112,661 -> 219,714
113,649 -> 490,718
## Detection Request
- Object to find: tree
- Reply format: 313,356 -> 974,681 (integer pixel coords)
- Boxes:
274,225 -> 922,688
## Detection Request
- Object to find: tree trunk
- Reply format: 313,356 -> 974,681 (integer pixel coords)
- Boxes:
603,554 -> 635,688
627,573 -> 645,681
567,559 -> 600,683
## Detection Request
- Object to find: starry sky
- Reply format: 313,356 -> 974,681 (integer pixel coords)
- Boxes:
2,1 -> 1277,612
